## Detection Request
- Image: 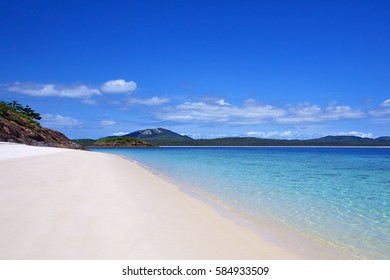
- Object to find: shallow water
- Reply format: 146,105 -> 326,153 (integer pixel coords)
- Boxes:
91,147 -> 390,259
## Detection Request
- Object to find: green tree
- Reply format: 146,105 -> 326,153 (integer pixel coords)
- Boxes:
1,100 -> 42,120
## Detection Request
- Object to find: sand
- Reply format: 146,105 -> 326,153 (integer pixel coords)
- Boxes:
0,143 -> 301,259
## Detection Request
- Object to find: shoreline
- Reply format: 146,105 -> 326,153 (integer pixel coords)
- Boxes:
0,143 -> 303,259
89,147 -> 358,259
111,152 -> 357,259
179,186 -> 358,259
159,145 -> 390,148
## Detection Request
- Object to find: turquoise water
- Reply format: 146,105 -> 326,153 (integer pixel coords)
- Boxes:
90,147 -> 390,259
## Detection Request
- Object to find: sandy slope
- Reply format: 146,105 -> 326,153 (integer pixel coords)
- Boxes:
0,144 -> 301,259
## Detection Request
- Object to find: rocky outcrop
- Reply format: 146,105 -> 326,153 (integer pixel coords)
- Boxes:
0,106 -> 82,149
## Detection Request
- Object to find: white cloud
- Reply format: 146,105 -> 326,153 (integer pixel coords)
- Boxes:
381,99 -> 390,107
324,105 -> 364,120
288,103 -> 322,116
7,83 -> 100,98
101,120 -> 116,126
370,99 -> 390,117
6,79 -> 138,98
215,99 -> 230,106
277,104 -> 364,123
41,114 -> 82,128
275,116 -> 319,123
246,131 -> 300,139
371,109 -> 390,117
158,100 -> 286,123
127,96 -> 170,105
184,132 -> 203,139
111,132 -> 130,136
158,99 -> 365,125
276,103 -> 322,123
82,99 -> 97,105
100,79 -> 137,93
333,131 -> 374,138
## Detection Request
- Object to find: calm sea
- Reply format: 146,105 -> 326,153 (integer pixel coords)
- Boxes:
90,147 -> 390,259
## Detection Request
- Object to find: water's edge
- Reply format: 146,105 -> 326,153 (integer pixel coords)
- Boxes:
90,147 -> 358,259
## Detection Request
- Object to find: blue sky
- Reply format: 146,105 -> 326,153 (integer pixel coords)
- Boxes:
1,0 -> 389,139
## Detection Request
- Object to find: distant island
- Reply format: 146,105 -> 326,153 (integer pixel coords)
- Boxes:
92,137 -> 155,148
74,128 -> 390,148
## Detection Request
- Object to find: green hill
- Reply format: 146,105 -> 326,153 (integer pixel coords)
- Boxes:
71,138 -> 97,147
124,128 -> 194,146
93,137 -> 155,147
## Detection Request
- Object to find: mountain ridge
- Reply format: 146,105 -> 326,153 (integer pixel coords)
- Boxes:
124,128 -> 193,144
73,128 -> 390,147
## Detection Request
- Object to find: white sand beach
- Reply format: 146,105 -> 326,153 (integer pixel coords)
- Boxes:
0,143 -> 302,259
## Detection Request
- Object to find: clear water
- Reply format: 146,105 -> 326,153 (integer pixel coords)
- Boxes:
90,147 -> 390,259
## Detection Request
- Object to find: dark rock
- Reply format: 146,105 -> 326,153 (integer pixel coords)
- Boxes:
0,107 -> 82,149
